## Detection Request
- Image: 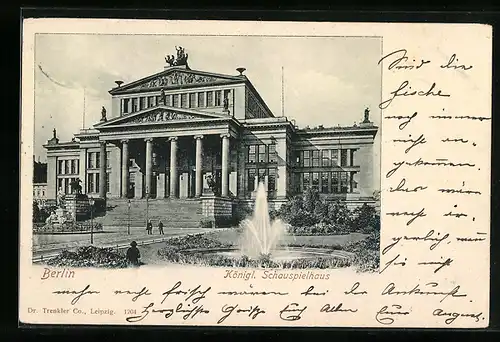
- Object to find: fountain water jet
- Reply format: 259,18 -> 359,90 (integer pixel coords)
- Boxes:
239,182 -> 286,258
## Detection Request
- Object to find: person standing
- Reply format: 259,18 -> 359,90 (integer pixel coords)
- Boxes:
126,241 -> 141,266
158,220 -> 164,235
146,219 -> 153,235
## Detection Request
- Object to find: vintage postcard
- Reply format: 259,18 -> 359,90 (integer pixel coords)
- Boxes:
20,19 -> 491,328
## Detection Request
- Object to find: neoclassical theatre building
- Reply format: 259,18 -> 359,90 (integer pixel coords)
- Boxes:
44,48 -> 378,219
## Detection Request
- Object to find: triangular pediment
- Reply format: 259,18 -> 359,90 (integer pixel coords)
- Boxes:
109,67 -> 244,94
95,106 -> 229,128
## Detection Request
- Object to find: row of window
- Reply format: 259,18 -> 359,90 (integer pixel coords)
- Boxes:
247,144 -> 277,164
298,171 -> 357,194
297,149 -> 354,168
86,172 -> 110,194
87,152 -> 111,169
121,89 -> 231,114
246,168 -> 277,192
57,159 -> 79,175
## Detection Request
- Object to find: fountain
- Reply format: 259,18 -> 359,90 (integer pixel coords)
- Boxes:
239,182 -> 286,258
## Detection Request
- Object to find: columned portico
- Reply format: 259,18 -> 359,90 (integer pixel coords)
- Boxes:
169,137 -> 178,198
121,139 -> 129,198
194,135 -> 204,197
221,133 -> 230,197
145,138 -> 153,197
99,141 -> 107,198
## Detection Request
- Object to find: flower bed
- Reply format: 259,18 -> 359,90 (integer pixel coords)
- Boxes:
342,231 -> 380,272
34,222 -> 103,234
46,246 -> 129,268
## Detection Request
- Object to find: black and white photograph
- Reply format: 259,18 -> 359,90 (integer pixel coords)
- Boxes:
32,34 -> 381,272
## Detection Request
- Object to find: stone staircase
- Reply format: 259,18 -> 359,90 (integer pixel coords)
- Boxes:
90,198 -> 204,228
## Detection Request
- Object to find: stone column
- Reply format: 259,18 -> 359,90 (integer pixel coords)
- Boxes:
194,135 -> 204,197
346,148 -> 351,167
169,137 -> 178,198
145,138 -> 153,198
221,133 -> 230,197
337,148 -> 342,167
99,141 -> 107,198
121,139 -> 129,198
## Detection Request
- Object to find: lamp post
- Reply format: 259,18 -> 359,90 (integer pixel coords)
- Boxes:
89,197 -> 95,244
127,199 -> 131,235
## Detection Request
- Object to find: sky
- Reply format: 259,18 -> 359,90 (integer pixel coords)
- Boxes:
33,34 -> 382,187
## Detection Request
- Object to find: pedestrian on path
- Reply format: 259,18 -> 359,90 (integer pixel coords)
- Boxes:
126,241 -> 141,266
158,220 -> 164,235
146,220 -> 153,235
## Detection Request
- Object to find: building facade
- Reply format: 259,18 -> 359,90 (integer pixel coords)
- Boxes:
43,53 -> 378,213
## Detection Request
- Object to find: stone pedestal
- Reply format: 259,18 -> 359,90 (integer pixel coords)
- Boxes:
201,196 -> 233,227
62,194 -> 91,221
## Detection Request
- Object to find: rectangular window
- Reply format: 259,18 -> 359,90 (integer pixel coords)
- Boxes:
131,98 -> 138,112
268,168 -> 276,191
123,99 -> 130,114
321,172 -> 329,193
247,169 -> 256,192
207,91 -> 214,106
352,172 -> 357,190
303,172 -> 310,190
258,168 -> 266,183
268,144 -> 277,163
70,160 -> 76,174
155,95 -> 162,106
341,149 -> 347,167
58,160 -> 63,174
76,160 -> 79,174
189,93 -> 196,107
65,160 -> 70,174
198,92 -> 205,107
140,97 -> 146,110
173,94 -> 179,107
181,93 -> 188,108
312,150 -> 320,167
95,173 -> 100,194
148,96 -> 155,108
96,152 -> 100,169
87,174 -> 93,193
58,178 -> 63,192
340,172 -> 348,193
331,172 -> 340,193
303,151 -> 310,167
258,145 -> 267,163
215,91 -> 222,106
322,150 -> 330,167
106,172 -> 110,193
248,145 -> 256,163
295,152 -> 301,167
312,172 -> 319,189
331,150 -> 339,166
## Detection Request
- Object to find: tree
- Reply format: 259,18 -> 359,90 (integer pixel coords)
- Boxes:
351,203 -> 380,234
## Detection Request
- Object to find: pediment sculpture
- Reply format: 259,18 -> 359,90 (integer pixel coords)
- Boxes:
129,109 -> 198,124
139,71 -> 219,89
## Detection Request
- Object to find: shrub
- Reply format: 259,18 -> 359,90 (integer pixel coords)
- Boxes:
351,203 -> 380,234
199,219 -> 213,228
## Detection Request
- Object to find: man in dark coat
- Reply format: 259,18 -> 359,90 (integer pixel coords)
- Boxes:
158,220 -> 164,235
126,241 -> 141,266
146,220 -> 153,235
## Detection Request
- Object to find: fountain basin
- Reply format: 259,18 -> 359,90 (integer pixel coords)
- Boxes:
183,247 -> 353,261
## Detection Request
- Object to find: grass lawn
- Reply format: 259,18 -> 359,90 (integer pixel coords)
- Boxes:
209,229 -> 368,249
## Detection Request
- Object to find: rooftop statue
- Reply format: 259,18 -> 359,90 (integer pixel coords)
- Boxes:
363,107 -> 371,123
101,106 -> 107,122
165,46 -> 189,68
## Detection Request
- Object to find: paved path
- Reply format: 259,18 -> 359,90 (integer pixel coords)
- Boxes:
32,226 -> 212,262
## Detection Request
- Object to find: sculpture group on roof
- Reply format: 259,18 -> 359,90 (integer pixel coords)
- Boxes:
165,46 -> 189,68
